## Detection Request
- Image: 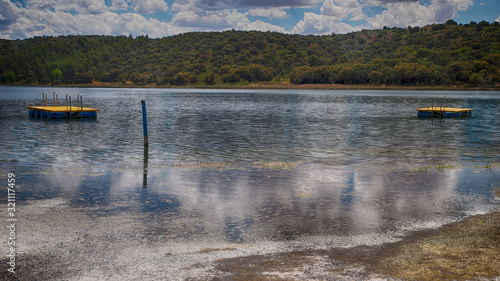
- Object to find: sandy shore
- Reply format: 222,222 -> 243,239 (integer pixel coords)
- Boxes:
211,211 -> 500,280
2,209 -> 498,280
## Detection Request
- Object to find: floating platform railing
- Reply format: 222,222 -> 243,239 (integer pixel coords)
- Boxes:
417,95 -> 473,117
28,92 -> 99,119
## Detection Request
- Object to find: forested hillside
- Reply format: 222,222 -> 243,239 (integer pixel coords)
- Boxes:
1,20 -> 499,87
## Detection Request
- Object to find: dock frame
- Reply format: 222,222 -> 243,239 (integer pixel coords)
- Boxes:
28,92 -> 99,119
417,95 -> 472,117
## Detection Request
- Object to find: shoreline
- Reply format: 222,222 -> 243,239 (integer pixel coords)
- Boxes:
0,162 -> 498,280
211,210 -> 500,280
2,83 -> 499,91
2,209 -> 498,280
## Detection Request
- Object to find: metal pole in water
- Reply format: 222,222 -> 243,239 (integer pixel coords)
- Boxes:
141,100 -> 149,187
141,100 -> 149,147
77,94 -> 82,118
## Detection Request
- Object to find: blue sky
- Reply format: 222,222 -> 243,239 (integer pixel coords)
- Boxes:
1,0 -> 499,39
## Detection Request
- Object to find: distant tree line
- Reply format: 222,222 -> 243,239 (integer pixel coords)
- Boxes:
1,20 -> 499,87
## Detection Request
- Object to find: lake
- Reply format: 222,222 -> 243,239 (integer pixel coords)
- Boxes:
1,86 -> 499,279
1,86 -> 499,164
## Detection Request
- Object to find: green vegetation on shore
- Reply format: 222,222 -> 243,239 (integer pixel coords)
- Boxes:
1,20 -> 499,88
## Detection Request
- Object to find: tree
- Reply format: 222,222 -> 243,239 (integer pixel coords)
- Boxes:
290,66 -> 313,84
469,73 -> 484,86
204,72 -> 216,85
221,68 -> 240,83
446,19 -> 458,25
368,71 -> 384,84
1,25 -> 499,87
6,71 -> 16,83
51,68 -> 63,84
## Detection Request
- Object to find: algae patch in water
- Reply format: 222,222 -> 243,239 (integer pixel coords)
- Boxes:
413,164 -> 458,174
254,161 -> 299,170
196,248 -> 237,254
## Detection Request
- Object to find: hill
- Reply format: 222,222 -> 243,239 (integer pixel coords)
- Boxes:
1,20 -> 499,88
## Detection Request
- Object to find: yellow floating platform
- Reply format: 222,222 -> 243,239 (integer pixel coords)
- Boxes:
417,95 -> 473,117
417,107 -> 473,117
27,106 -> 99,113
28,106 -> 99,118
28,92 -> 99,119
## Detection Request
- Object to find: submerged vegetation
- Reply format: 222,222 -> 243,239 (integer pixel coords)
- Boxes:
1,20 -> 499,88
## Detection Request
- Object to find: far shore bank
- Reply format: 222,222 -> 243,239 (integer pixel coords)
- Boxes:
1,82 -> 499,91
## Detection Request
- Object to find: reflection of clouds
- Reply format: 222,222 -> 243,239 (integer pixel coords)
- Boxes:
44,164 -> 85,196
139,164 -> 495,242
110,168 -> 143,193
33,163 -> 498,244
10,163 -> 500,279
350,168 -> 459,234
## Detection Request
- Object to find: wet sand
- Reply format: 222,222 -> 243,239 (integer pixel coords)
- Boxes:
1,163 -> 499,280
211,211 -> 500,280
2,209 -> 499,280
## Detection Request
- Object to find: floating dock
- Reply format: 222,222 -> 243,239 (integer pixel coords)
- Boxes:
28,92 -> 99,119
417,95 -> 472,117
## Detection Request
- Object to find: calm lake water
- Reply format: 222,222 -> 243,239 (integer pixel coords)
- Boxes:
1,87 -> 500,279
1,86 -> 499,165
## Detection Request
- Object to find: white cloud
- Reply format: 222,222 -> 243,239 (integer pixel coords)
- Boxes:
171,0 -> 250,30
496,13 -> 500,23
291,0 -> 364,35
0,0 -> 481,39
131,0 -> 168,15
320,0 -> 363,21
366,0 -> 473,29
24,0 -> 109,14
245,19 -> 288,33
246,8 -> 289,19
292,12 -> 359,35
110,0 -> 128,10
26,0 -> 55,10
182,0 -> 322,10
0,0 -> 19,31
170,0 -> 291,33
105,12 -> 178,37
0,2 -> 177,39
52,0 -> 109,14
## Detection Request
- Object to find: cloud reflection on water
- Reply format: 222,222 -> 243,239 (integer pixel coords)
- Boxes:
18,162 -> 499,244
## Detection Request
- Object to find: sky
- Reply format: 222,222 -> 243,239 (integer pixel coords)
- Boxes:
0,0 -> 499,39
